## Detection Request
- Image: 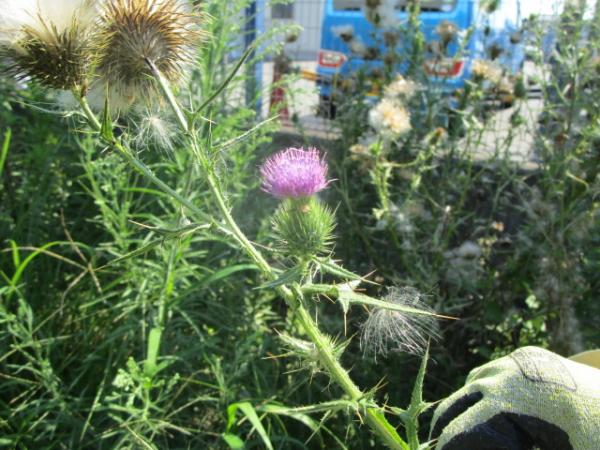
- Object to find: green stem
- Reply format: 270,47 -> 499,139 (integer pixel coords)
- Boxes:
75,95 -> 207,222
77,75 -> 408,449
146,59 -> 189,133
295,302 -> 408,450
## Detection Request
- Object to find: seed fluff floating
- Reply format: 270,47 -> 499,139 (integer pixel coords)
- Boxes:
360,287 -> 440,359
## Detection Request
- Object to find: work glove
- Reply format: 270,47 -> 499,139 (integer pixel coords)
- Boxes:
429,346 -> 600,450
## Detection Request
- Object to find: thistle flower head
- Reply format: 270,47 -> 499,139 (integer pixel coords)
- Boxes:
368,98 -> 411,139
260,147 -> 329,199
362,0 -> 399,29
95,0 -> 205,109
0,0 -> 100,90
360,287 -> 439,359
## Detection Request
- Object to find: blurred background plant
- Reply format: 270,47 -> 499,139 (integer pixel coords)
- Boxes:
1,0 -> 598,449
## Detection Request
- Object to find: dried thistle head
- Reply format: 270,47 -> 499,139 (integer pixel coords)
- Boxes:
368,98 -> 411,139
471,59 -> 503,84
360,287 -> 439,359
95,0 -> 205,109
436,20 -> 458,46
0,0 -> 100,90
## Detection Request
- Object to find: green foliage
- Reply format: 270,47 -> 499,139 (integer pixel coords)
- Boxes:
1,1 -> 599,449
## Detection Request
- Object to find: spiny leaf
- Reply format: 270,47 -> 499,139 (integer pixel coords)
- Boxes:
257,265 -> 304,290
315,258 -> 371,282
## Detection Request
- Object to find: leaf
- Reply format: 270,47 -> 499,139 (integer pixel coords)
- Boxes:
258,402 -> 352,450
8,241 -> 62,288
9,240 -> 20,269
222,433 -> 245,449
259,401 -> 355,424
144,327 -> 162,377
0,128 -> 10,177
96,239 -> 164,270
226,402 -> 273,450
100,95 -> 113,140
200,264 -> 258,288
95,223 -> 210,270
316,258 -> 363,281
409,344 -> 430,413
195,44 -> 256,114
336,289 -> 455,320
257,265 -> 304,290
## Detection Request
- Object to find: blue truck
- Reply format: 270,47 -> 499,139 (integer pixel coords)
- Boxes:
316,0 -> 526,112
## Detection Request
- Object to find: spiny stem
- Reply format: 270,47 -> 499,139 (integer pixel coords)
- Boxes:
146,59 -> 189,133
74,94 -> 207,223
79,70 -> 408,449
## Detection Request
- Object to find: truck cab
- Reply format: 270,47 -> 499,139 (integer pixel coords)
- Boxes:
317,0 -> 525,111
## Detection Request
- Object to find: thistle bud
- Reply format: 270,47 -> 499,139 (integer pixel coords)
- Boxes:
513,74 -> 527,99
481,0 -> 500,14
332,25 -> 354,43
0,0 -> 100,90
94,0 -> 205,109
488,43 -> 503,61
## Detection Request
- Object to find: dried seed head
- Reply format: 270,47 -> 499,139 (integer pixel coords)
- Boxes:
360,287 -> 439,359
95,0 -> 205,109
436,20 -> 458,46
0,0 -> 100,90
471,59 -> 503,84
368,98 -> 411,139
383,75 -> 419,100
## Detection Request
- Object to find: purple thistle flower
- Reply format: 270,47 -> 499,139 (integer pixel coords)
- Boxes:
260,147 -> 330,199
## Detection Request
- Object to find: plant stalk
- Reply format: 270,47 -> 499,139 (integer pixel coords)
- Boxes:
77,74 -> 408,449
151,68 -> 408,450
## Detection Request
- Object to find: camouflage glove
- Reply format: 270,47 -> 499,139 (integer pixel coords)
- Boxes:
430,346 -> 600,450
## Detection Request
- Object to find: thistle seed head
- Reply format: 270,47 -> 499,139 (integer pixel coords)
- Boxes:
368,98 -> 411,139
95,0 -> 205,109
0,0 -> 100,90
360,287 -> 439,359
383,75 -> 418,100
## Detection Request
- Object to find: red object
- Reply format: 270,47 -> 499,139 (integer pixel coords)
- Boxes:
270,63 -> 289,121
318,50 -> 347,68
424,59 -> 465,78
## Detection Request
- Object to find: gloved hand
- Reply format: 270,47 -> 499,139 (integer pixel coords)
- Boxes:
430,346 -> 600,450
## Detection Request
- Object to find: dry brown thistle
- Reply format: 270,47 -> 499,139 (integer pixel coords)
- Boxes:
95,0 -> 206,109
0,0 -> 100,91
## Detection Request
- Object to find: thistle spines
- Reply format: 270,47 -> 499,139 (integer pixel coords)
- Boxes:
272,197 -> 336,259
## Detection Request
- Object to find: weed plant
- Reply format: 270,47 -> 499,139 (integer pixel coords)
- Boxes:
326,0 -> 600,406
0,1 -> 598,450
